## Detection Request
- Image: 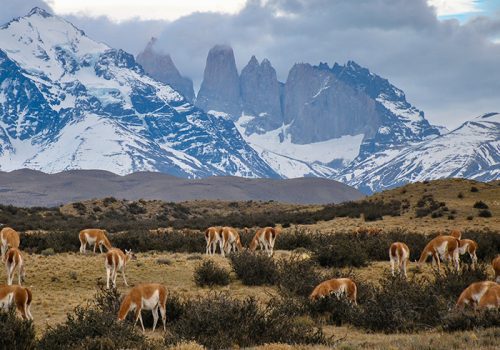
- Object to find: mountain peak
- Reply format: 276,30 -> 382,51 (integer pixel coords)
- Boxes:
477,112 -> 499,120
28,7 -> 53,18
248,55 -> 259,67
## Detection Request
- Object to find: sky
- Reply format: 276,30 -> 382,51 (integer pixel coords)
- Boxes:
1,0 -> 499,129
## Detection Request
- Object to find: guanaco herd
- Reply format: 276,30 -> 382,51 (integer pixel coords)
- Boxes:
0,225 -> 499,332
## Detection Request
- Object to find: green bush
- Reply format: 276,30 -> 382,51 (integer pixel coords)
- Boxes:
275,255 -> 324,297
0,307 -> 36,350
311,235 -> 368,268
193,260 -> 230,287
442,308 -> 500,331
431,264 -> 489,301
478,210 -> 492,218
229,251 -> 277,286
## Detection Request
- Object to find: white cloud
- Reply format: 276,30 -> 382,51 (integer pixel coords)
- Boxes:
427,0 -> 481,16
49,0 -> 246,22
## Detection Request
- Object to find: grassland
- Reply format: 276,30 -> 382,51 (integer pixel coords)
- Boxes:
1,178 -> 499,349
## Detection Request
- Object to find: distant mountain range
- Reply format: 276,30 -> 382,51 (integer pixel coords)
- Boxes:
0,8 -> 497,196
0,169 -> 363,207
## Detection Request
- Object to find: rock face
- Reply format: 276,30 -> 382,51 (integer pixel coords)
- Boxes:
240,56 -> 283,134
0,8 -> 278,179
195,45 -> 241,118
136,38 -> 195,102
283,63 -> 380,144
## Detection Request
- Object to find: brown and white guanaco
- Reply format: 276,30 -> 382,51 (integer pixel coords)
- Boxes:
492,256 -> 500,283
310,278 -> 357,305
456,281 -> 497,308
1,227 -> 20,259
418,235 -> 459,271
457,239 -> 478,267
105,248 -> 136,288
79,229 -> 112,254
118,283 -> 167,332
3,247 -> 25,285
0,284 -> 33,320
220,227 -> 243,256
204,227 -> 222,255
477,285 -> 500,309
249,227 -> 280,257
389,242 -> 410,277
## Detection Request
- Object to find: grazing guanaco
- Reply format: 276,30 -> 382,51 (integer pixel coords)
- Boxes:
477,285 -> 500,309
449,229 -> 462,239
310,278 -> 357,305
3,247 -> 25,285
221,227 -> 243,256
118,283 -> 167,332
79,229 -> 112,254
417,235 -> 460,271
493,256 -> 500,283
204,227 -> 222,255
456,281 -> 497,308
249,227 -> 280,256
1,227 -> 20,259
457,239 -> 478,267
105,248 -> 136,289
389,242 -> 410,277
0,284 -> 33,320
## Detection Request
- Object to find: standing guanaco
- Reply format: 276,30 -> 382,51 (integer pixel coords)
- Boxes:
0,284 -> 33,320
418,235 -> 459,271
118,283 -> 167,332
457,239 -> 478,267
3,247 -> 25,285
79,229 -> 112,254
249,227 -> 280,257
204,227 -> 222,255
389,242 -> 410,277
105,248 -> 136,288
1,227 -> 20,259
310,278 -> 357,305
220,227 -> 243,256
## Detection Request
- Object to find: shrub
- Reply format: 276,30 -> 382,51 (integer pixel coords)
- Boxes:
470,186 -> 479,192
38,287 -> 147,349
457,192 -> 464,199
193,260 -> 230,287
442,308 -> 500,331
40,248 -> 55,256
431,264 -> 489,301
311,235 -> 368,268
478,210 -> 492,218
127,202 -> 147,214
229,251 -> 277,286
467,215 -> 474,220
275,255 -> 324,297
165,293 -> 329,349
473,201 -> 489,209
0,307 -> 36,350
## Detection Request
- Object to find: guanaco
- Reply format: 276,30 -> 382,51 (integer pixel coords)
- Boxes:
418,235 -> 459,271
79,229 -> 112,253
3,247 -> 25,285
458,239 -> 478,267
105,248 -> 136,288
449,229 -> 462,240
477,285 -> 500,309
204,227 -> 222,255
221,227 -> 243,256
249,227 -> 280,256
118,283 -> 167,332
492,256 -> 500,283
1,227 -> 20,259
389,242 -> 410,277
456,281 -> 497,308
0,284 -> 33,319
310,278 -> 357,305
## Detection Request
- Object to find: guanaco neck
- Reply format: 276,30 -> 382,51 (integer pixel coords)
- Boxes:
118,294 -> 132,320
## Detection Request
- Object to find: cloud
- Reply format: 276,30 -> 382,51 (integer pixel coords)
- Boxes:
1,0 -> 499,128
427,0 -> 481,17
0,0 -> 53,25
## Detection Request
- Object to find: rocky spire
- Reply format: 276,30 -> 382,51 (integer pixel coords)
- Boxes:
136,38 -> 195,102
195,45 -> 241,118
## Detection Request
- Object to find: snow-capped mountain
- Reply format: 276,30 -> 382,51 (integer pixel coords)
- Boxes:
189,45 -> 442,178
0,8 -> 278,178
336,113 -> 500,193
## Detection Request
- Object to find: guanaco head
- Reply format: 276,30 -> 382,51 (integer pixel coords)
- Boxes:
125,249 -> 137,261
